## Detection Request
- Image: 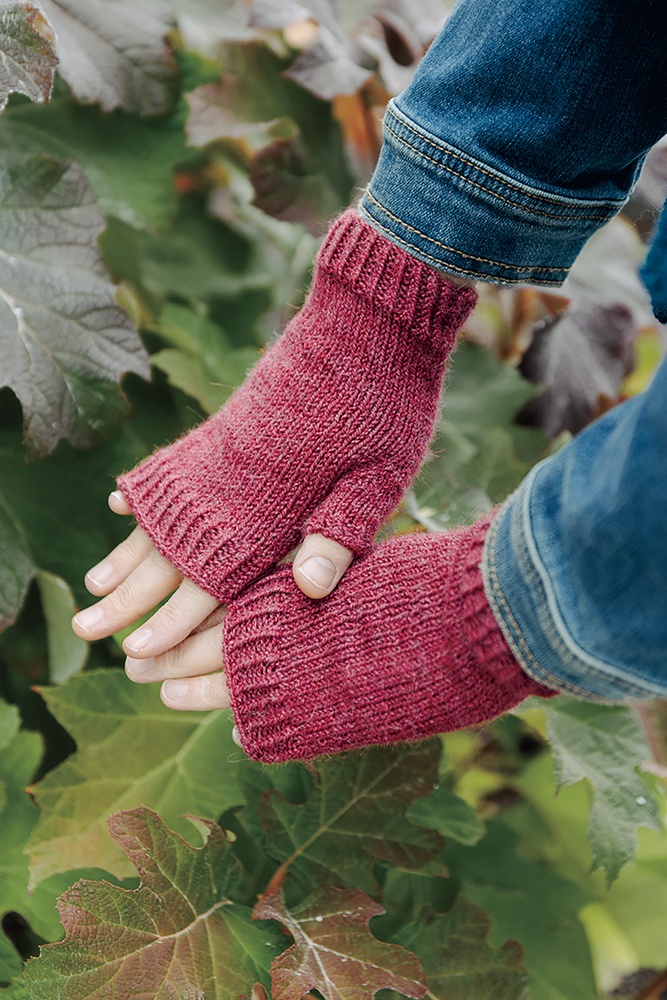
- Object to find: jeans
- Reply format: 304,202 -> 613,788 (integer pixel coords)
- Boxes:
361,0 -> 667,699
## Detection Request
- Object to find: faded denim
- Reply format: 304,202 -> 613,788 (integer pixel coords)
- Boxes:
362,0 -> 667,699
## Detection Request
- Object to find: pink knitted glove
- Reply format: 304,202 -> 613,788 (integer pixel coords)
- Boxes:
223,513 -> 555,762
117,211 -> 477,603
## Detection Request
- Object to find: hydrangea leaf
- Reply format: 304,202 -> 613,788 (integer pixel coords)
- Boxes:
35,571 -> 87,683
254,886 -> 427,1000
0,1 -> 57,111
385,897 -> 529,1000
0,96 -> 188,230
407,786 -> 485,846
38,0 -> 175,115
445,822 -> 596,1000
13,807 -> 282,998
0,152 -> 149,458
0,499 -> 33,631
259,743 -> 443,895
0,702 -> 66,979
544,699 -> 661,884
26,670 -> 243,887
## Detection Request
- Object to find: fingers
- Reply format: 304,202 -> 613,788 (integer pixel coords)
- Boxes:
122,578 -> 219,658
84,526 -> 154,596
292,533 -> 354,599
161,672 -> 230,712
125,615 -> 226,683
108,490 -> 132,516
73,546 -> 182,640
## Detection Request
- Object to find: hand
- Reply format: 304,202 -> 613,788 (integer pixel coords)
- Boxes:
72,491 -> 354,708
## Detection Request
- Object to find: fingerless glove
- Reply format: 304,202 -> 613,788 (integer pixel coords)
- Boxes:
223,513 -> 555,762
118,211 -> 477,602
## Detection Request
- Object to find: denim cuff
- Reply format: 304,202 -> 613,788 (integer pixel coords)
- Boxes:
481,472 -> 667,702
359,101 -> 627,287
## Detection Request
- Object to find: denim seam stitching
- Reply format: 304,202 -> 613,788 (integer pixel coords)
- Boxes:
517,482 -> 667,697
363,189 -> 570,276
484,494 -> 662,699
383,118 -> 616,225
359,201 -> 566,286
387,105 -> 625,214
483,508 -> 614,699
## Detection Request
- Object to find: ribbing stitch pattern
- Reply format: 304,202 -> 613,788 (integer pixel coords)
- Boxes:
224,515 -> 554,762
118,210 -> 477,602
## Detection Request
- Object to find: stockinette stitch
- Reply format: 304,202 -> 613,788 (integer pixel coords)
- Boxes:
117,210 -> 477,603
223,513 -> 555,762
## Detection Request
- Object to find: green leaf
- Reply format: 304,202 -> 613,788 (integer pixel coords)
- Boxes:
151,303 -> 257,414
26,670 -> 244,887
34,572 -> 87,684
0,702 -> 66,979
386,897 -> 529,1000
545,699 -> 662,884
39,0 -> 176,115
13,807 -> 283,998
413,341 -> 545,529
407,787 -> 485,846
445,822 -> 596,1000
259,743 -> 443,896
0,501 -> 34,632
0,96 -> 189,230
0,152 -> 149,458
255,886 -> 428,1000
0,2 -> 57,111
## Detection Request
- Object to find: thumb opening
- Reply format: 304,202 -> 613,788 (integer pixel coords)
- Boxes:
292,533 -> 354,599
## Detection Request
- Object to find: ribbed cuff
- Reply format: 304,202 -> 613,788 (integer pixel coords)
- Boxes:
223,568 -> 317,762
460,515 -> 552,701
317,210 -> 477,337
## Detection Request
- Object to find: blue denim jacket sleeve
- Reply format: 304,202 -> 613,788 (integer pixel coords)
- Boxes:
361,0 -> 667,701
360,0 -> 667,286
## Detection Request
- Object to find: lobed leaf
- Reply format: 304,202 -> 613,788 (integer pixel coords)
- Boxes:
0,96 -> 189,230
386,897 -> 529,1000
38,0 -> 176,115
445,822 -> 596,1000
0,1 -> 57,112
13,807 -> 282,998
0,700 -> 65,980
26,670 -> 244,887
0,499 -> 33,631
255,886 -> 428,1000
407,786 -> 485,846
259,743 -> 442,896
545,699 -> 662,884
518,300 -> 636,439
34,571 -> 87,683
0,152 -> 149,459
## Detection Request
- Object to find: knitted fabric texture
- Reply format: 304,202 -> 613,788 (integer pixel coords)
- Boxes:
223,513 -> 554,762
117,210 -> 477,603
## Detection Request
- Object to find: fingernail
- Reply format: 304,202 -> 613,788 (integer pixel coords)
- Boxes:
124,626 -> 153,654
109,490 -> 124,505
72,605 -> 103,632
162,679 -> 188,701
126,656 -> 155,675
298,556 -> 337,590
232,725 -> 242,747
85,559 -> 114,589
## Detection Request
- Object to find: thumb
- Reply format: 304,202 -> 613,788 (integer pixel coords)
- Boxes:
292,533 -> 354,599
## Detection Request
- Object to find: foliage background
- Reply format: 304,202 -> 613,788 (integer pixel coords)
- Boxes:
1,1 -> 667,997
